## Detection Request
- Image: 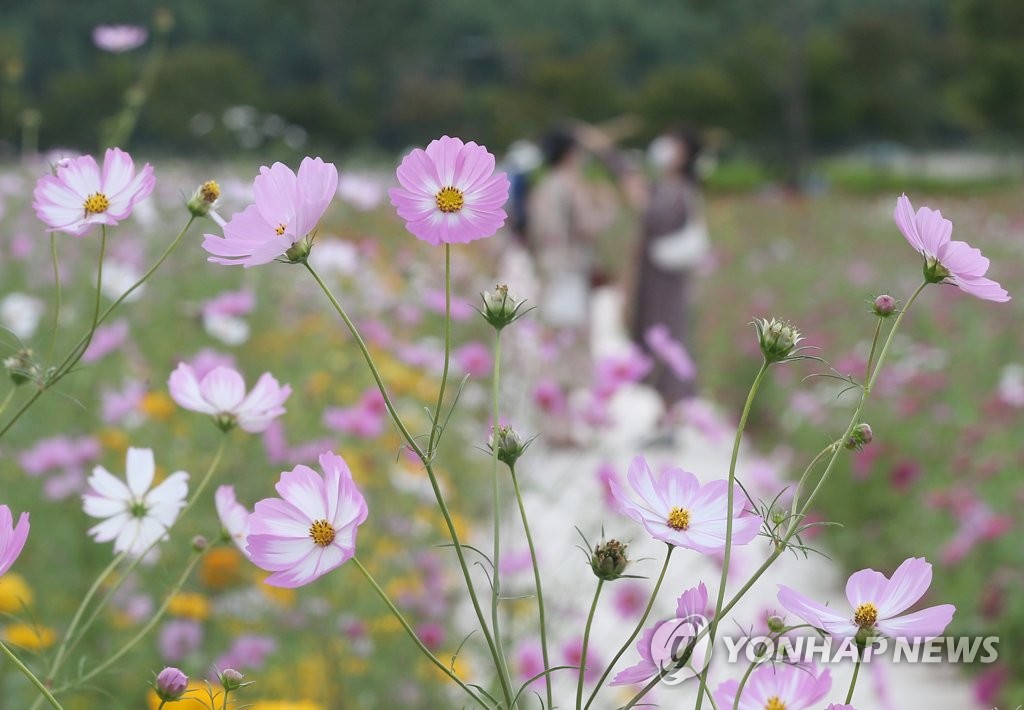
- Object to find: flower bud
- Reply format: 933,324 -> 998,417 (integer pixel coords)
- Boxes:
284,235 -> 313,263
191,535 -> 208,552
155,666 -> 189,701
187,180 -> 221,216
590,539 -> 629,581
844,423 -> 873,451
479,284 -> 526,330
220,668 -> 245,691
754,318 -> 803,363
489,425 -> 527,467
766,615 -> 786,633
4,349 -> 37,386
871,294 -> 897,318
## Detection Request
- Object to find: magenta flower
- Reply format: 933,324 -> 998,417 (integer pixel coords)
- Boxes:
610,456 -> 761,553
827,705 -> 857,710
612,582 -> 709,685
246,451 -> 368,588
0,505 -> 30,576
92,24 -> 148,52
215,485 -> 251,558
168,363 -> 291,433
202,157 -> 338,267
645,324 -> 696,381
714,663 -> 831,710
33,148 -> 155,236
388,135 -> 510,245
778,557 -> 955,640
894,194 -> 1009,302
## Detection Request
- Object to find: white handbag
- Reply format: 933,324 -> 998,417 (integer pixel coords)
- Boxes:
649,218 -> 710,272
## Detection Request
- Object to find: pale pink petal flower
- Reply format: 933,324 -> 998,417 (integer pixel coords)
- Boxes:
894,194 -> 1009,302
388,136 -> 510,245
202,157 -> 338,267
92,24 -> 148,52
644,324 -> 696,381
610,456 -> 761,553
715,663 -> 831,710
168,363 -> 291,433
778,556 -> 955,641
246,451 -> 368,588
32,148 -> 155,236
612,583 -> 708,685
0,505 -> 30,576
215,486 -> 251,558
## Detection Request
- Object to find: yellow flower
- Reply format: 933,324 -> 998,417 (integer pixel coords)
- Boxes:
98,428 -> 129,452
4,623 -> 56,651
167,592 -> 210,621
141,391 -> 177,420
199,548 -> 243,589
306,370 -> 333,398
368,614 -> 401,635
340,656 -> 369,676
0,573 -> 34,612
249,702 -> 323,710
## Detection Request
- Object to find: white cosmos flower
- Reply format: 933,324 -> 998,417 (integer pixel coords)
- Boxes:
82,447 -> 189,558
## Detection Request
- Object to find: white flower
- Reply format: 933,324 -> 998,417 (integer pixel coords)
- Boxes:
215,485 -> 251,558
1,293 -> 45,340
100,259 -> 145,303
82,448 -> 188,557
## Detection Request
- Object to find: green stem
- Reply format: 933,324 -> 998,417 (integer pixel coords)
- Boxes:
694,361 -> 770,710
0,389 -> 16,418
0,640 -> 63,709
0,217 -> 194,442
583,544 -> 673,710
576,580 -> 604,710
845,651 -> 862,704
47,233 -> 62,363
787,443 -> 837,524
489,330 -> 513,702
43,551 -> 127,687
304,260 -> 512,706
863,317 -> 883,384
427,244 -> 452,457
157,702 -> 166,710
56,553 -> 205,690
510,466 -> 552,709
352,558 -> 489,708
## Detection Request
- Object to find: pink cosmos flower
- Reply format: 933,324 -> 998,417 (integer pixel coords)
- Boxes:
778,557 -> 955,640
714,663 -> 831,710
593,346 -> 653,399
389,135 -> 510,245
827,705 -> 857,710
323,388 -> 387,439
455,341 -> 493,377
246,451 -> 368,588
644,324 -> 696,381
33,148 -> 155,236
202,157 -> 338,267
168,363 -> 291,433
894,194 -> 1009,302
82,319 -> 130,363
215,485 -> 251,558
610,456 -> 761,553
0,505 -> 30,576
92,24 -> 148,52
612,583 -> 709,685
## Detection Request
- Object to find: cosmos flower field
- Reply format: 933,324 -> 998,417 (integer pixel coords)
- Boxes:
0,142 -> 1019,709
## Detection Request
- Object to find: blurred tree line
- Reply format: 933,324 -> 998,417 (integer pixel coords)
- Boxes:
1,0 -> 1023,170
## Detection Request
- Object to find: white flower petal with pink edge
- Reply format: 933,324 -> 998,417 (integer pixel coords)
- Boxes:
168,362 -> 291,433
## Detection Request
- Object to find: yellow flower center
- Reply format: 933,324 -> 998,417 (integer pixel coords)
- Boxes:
666,506 -> 691,531
765,697 -> 787,710
83,192 -> 110,215
435,186 -> 464,213
854,602 -> 879,629
200,180 -> 221,203
309,519 -> 336,547
275,223 -> 287,236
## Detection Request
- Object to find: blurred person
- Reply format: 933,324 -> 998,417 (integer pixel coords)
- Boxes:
625,126 -> 708,405
527,127 -> 617,338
